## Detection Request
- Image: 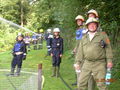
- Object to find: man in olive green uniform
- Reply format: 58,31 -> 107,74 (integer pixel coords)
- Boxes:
72,15 -> 86,86
86,9 -> 99,90
73,15 -> 96,90
75,18 -> 113,90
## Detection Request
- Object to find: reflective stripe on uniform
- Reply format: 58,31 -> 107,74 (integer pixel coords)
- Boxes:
48,48 -> 51,51
47,46 -> 51,48
15,52 -> 23,55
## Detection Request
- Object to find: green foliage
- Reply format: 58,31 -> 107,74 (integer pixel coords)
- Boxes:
0,23 -> 18,51
1,0 -> 119,49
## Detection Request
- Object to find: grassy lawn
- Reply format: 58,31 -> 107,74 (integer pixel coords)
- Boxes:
0,42 -> 120,90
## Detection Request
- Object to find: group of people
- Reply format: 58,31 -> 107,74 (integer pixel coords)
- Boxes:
7,9 -> 113,90
24,29 -> 44,50
8,27 -> 63,78
73,9 -> 113,90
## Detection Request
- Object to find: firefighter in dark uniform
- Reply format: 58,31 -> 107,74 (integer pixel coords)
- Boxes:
51,28 -> 63,78
38,29 -> 44,49
9,34 -> 27,76
32,33 -> 38,50
45,29 -> 53,56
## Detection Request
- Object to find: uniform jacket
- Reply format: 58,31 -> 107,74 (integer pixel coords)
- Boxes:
75,31 -> 113,65
13,40 -> 27,54
51,36 -> 63,55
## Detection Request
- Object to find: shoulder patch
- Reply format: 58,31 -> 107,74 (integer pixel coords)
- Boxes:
105,38 -> 110,44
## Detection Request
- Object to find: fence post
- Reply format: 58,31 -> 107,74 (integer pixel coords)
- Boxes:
38,64 -> 42,90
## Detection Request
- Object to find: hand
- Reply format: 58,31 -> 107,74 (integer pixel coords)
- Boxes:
73,49 -> 76,54
60,54 -> 62,57
51,53 -> 53,57
107,62 -> 113,69
74,64 -> 80,70
22,55 -> 26,60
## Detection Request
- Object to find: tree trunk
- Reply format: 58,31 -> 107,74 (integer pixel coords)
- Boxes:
21,0 -> 24,26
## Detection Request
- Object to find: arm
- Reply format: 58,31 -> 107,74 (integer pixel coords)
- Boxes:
74,40 -> 84,69
22,42 -> 27,60
103,33 -> 113,68
60,38 -> 63,54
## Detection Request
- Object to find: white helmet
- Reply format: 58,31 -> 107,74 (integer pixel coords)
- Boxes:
18,32 -> 22,36
85,18 -> 99,25
53,28 -> 60,33
75,15 -> 84,21
87,9 -> 98,17
47,29 -> 52,33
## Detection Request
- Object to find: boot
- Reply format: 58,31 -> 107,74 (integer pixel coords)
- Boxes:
56,67 -> 60,78
6,68 -> 15,76
51,67 -> 56,77
14,68 -> 21,76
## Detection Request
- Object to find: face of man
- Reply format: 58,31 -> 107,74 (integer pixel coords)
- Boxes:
54,32 -> 59,36
88,22 -> 98,32
76,19 -> 83,26
88,13 -> 96,18
18,36 -> 23,41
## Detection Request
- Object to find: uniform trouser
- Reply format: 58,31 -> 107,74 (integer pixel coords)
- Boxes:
11,54 -> 23,68
33,40 -> 37,50
78,60 -> 107,90
87,75 -> 96,90
52,55 -> 61,67
77,72 -> 96,90
38,39 -> 43,49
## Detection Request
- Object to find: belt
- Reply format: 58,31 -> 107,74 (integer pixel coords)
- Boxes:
15,52 -> 23,55
53,48 -> 60,50
85,58 -> 106,62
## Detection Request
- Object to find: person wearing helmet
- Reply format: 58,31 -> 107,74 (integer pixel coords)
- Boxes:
73,15 -> 86,54
32,33 -> 38,50
50,28 -> 63,78
75,18 -> 113,90
87,9 -> 102,32
37,29 -> 44,49
45,29 -> 53,56
72,15 -> 86,86
8,34 -> 27,76
24,32 -> 31,51
87,9 -> 98,19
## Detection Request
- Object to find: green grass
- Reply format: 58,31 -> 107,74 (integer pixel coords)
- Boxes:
0,42 -> 120,90
0,43 -> 75,90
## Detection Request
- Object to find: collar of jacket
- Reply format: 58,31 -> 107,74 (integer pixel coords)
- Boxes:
86,31 -> 101,41
54,35 -> 60,39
